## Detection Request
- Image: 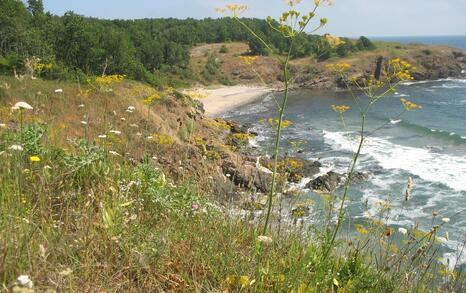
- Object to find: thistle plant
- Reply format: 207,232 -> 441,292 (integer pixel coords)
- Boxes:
222,0 -> 334,235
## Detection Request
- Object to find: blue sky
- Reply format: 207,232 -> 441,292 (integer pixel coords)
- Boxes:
42,0 -> 466,37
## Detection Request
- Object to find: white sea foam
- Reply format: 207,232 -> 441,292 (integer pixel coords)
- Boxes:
390,119 -> 402,124
323,131 -> 466,191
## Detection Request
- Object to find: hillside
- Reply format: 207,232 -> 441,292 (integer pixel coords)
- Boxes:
189,41 -> 466,89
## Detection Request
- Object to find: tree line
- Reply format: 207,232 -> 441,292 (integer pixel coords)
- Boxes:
0,0 -> 375,86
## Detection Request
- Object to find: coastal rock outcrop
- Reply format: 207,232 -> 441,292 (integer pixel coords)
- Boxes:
307,171 -> 343,193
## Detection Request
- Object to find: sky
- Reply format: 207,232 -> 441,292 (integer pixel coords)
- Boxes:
42,0 -> 466,37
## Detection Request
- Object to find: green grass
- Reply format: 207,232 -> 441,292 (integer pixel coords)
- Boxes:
0,77 -> 465,292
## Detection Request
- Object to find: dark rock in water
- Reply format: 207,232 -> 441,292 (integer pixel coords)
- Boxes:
307,171 -> 343,193
350,171 -> 370,184
228,121 -> 258,136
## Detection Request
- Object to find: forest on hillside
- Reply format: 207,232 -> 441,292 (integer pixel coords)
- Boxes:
0,0 -> 375,86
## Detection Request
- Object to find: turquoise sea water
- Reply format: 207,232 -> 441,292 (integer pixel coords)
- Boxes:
224,36 -> 466,268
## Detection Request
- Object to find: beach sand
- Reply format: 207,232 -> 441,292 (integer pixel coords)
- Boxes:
188,86 -> 273,116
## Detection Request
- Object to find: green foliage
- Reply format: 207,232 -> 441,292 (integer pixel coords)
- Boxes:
357,36 -> 376,50
219,45 -> 229,53
0,1 -> 374,85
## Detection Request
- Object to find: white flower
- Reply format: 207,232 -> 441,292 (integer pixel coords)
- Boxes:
54,89 -> 63,93
81,121 -> 88,125
109,130 -> 121,135
98,134 -> 107,139
146,136 -> 153,139
136,132 -> 142,136
436,237 -> 448,244
78,104 -> 85,108
257,235 -> 273,245
17,275 -> 33,289
125,109 -> 134,113
9,145 -> 23,151
120,117 -> 126,121
442,218 -> 450,223
0,123 -> 6,128
59,268 -> 73,277
109,151 -> 121,156
11,101 -> 33,111
129,124 -> 139,128
43,165 -> 52,170
127,106 -> 136,111
398,227 -> 408,235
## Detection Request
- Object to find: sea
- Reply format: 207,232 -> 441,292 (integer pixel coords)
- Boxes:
223,36 -> 466,268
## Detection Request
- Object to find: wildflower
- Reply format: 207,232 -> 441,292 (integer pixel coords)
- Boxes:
442,218 -> 450,223
225,4 -> 248,16
109,151 -> 121,156
11,101 -> 33,111
43,165 -> 52,170
400,98 -> 422,111
325,34 -> 345,48
143,94 -> 161,105
0,123 -> 7,128
17,275 -> 33,289
59,268 -> 73,277
331,105 -> 351,114
384,227 -> 395,237
29,156 -> 41,162
405,176 -> 414,200
81,121 -> 88,125
239,275 -> 251,287
109,130 -> 121,135
240,56 -> 258,65
9,145 -> 23,151
127,106 -> 136,111
146,136 -> 153,140
120,117 -> 126,121
129,123 -> 139,128
98,134 -> 107,139
398,227 -> 408,235
191,202 -> 200,211
257,235 -> 273,245
54,89 -> 63,93
78,104 -> 85,108
355,224 -> 369,235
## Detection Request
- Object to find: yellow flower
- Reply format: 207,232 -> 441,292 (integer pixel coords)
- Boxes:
29,155 -> 41,162
400,98 -> 422,111
240,56 -> 258,65
143,94 -> 161,105
239,275 -> 250,287
225,4 -> 248,16
331,105 -> 351,114
355,224 -> 369,235
325,34 -> 345,48
326,63 -> 351,72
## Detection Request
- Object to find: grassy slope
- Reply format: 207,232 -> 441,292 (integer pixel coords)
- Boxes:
190,41 -> 465,88
0,76 -> 464,292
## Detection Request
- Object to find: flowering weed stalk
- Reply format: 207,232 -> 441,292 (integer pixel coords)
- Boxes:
224,0 -> 332,235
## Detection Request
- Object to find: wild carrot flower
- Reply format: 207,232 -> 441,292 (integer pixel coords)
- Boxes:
442,218 -> 450,223
54,89 -> 63,93
0,123 -> 7,129
98,134 -> 107,139
78,104 -> 85,108
17,275 -> 33,289
109,151 -> 121,156
257,235 -> 273,245
9,145 -> 23,151
109,130 -> 121,135
81,121 -> 88,125
11,102 -> 33,111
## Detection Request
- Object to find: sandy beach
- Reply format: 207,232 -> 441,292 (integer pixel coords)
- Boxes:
187,86 -> 273,116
